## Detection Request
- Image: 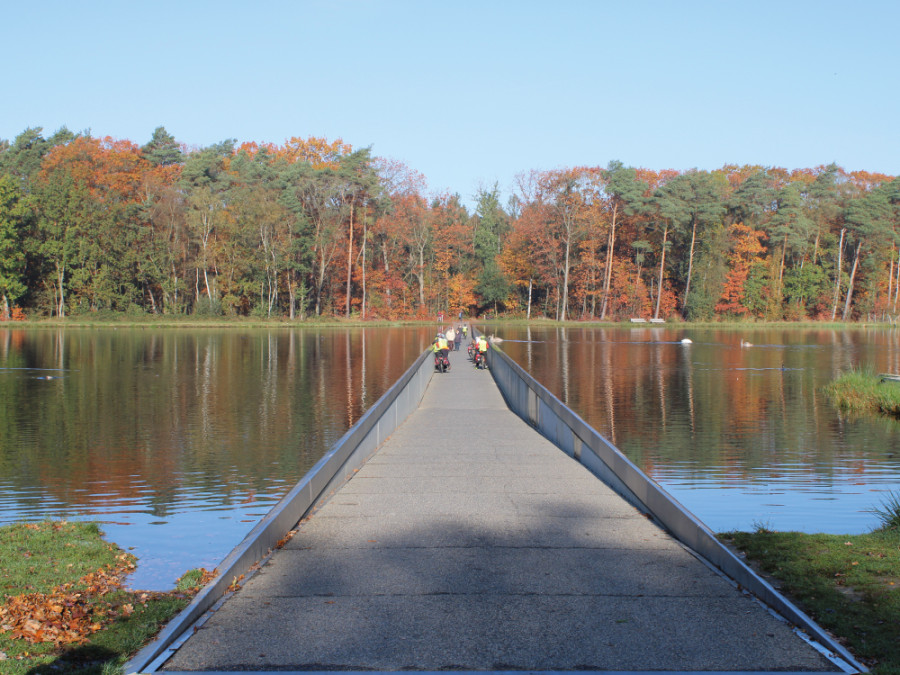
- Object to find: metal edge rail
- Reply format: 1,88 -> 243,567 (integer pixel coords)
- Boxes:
483,340 -> 865,674
125,348 -> 435,675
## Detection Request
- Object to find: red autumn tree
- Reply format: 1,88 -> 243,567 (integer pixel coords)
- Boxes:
716,222 -> 767,316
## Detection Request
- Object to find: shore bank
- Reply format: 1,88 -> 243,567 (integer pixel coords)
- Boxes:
720,525 -> 900,673
0,521 -> 205,674
824,370 -> 900,419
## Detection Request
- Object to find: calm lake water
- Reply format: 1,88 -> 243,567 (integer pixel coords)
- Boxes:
1,325 -> 898,590
0,326 -> 433,590
494,325 -> 900,536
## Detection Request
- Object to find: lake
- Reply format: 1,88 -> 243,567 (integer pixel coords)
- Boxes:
1,324 -> 898,590
493,324 -> 900,535
0,326 -> 434,590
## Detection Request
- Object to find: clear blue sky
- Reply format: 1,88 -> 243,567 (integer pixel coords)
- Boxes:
3,0 -> 898,206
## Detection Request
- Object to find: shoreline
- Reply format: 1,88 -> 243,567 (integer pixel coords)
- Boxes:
1,316 -> 896,330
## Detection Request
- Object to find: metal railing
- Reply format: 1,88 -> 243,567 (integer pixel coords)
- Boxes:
126,348 -> 435,674
485,341 -> 863,673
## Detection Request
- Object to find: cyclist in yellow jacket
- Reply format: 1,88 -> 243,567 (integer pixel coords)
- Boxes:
432,333 -> 451,370
474,334 -> 489,368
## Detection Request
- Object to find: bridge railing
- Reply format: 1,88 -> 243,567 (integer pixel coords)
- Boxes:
485,343 -> 863,672
126,348 -> 435,674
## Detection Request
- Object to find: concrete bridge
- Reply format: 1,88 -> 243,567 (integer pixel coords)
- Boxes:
128,333 -> 862,674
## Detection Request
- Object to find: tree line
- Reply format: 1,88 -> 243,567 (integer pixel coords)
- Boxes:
0,126 -> 897,322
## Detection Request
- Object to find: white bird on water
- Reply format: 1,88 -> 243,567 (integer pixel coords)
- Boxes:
489,334 -> 503,343
740,339 -> 753,347
681,338 -> 692,344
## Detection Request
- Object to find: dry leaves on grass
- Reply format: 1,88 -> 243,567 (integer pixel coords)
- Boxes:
0,553 -> 136,646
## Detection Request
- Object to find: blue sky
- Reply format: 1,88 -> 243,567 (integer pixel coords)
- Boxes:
3,1 -> 898,206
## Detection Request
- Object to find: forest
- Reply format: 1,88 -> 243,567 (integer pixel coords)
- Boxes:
0,126 -> 898,322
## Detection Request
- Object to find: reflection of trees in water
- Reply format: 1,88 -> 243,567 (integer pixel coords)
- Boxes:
501,326 -> 900,485
0,327 -> 430,521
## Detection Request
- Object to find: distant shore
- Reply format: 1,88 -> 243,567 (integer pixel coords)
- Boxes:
2,316 -> 896,330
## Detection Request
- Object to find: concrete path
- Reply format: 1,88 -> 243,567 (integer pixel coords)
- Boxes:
161,341 -> 841,672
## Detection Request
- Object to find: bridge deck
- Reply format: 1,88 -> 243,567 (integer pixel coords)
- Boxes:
161,345 -> 839,672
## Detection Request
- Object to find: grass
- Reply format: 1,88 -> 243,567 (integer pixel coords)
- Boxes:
0,521 -> 208,674
868,491 -> 900,531
721,522 -> 900,673
824,369 -> 900,419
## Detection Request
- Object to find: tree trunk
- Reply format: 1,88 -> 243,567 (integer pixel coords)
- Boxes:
841,241 -> 862,321
315,249 -> 327,316
346,202 -> 354,317
683,218 -> 697,311
561,237 -> 571,321
56,263 -> 65,318
361,212 -> 367,319
527,278 -> 532,320
417,247 -> 425,310
888,245 -> 895,318
203,267 -> 213,304
634,261 -> 643,316
599,203 -> 618,319
895,256 -> 900,313
779,236 -> 787,285
381,243 -> 392,311
288,275 -> 296,320
831,228 -> 846,321
654,222 -> 669,319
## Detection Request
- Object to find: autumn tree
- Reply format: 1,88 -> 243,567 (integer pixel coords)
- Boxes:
716,222 -> 767,316
500,191 -> 547,318
599,161 -> 647,319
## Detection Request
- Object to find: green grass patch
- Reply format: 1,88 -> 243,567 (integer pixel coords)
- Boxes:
0,521 -> 207,674
721,526 -> 900,673
868,491 -> 900,531
824,369 -> 900,419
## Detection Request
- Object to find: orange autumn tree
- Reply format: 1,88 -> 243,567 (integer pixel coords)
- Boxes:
431,194 -> 473,316
277,136 -> 352,169
36,136 -> 151,315
716,222 -> 767,316
499,192 -> 547,318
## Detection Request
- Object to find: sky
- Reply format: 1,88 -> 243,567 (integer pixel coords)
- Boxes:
3,0 -> 898,207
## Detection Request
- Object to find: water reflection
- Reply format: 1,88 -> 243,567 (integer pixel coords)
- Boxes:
0,327 -> 432,590
495,325 -> 900,535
